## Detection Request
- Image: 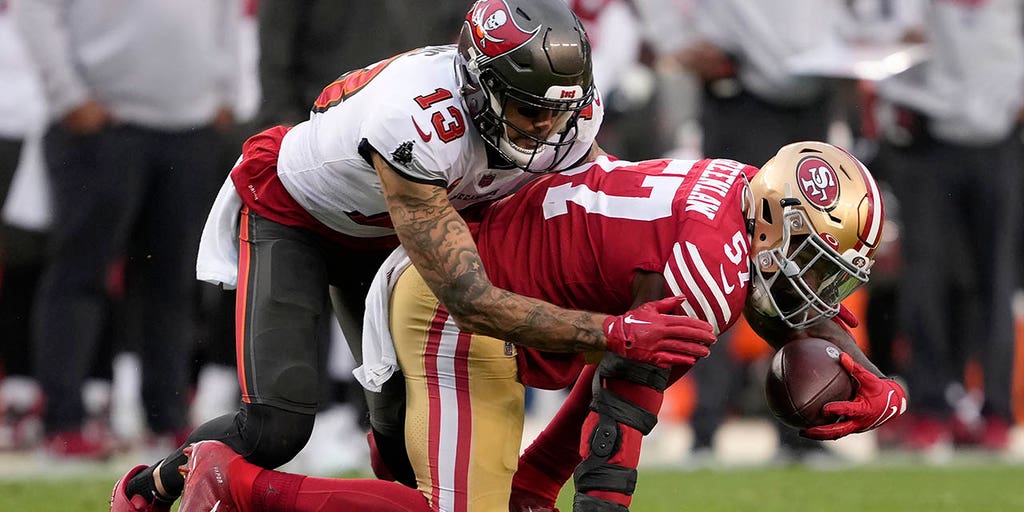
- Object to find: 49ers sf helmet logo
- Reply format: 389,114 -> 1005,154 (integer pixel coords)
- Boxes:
467,0 -> 540,59
796,156 -> 840,210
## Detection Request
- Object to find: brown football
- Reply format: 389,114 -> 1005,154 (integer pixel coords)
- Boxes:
764,337 -> 856,429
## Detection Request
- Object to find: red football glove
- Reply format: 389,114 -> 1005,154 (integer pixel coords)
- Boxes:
802,352 -> 908,440
602,296 -> 716,368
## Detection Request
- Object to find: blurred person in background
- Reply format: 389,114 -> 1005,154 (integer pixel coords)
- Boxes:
0,0 -> 47,451
871,0 -> 1024,457
187,0 -> 264,436
827,1 -> 924,424
669,0 -> 846,463
15,0 -> 241,459
569,0 -> 676,161
675,0 -> 841,161
256,0 -> 465,130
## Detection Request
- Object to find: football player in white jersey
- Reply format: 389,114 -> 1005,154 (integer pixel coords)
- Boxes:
111,1 -> 719,511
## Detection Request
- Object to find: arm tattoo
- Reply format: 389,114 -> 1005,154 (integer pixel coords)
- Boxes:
375,154 -> 606,352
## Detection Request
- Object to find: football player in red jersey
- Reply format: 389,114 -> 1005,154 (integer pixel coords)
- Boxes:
507,142 -> 906,512
174,142 -> 906,512
110,1 -> 722,511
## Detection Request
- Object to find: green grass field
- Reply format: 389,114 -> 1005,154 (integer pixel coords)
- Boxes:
2,463 -> 1022,512
598,465 -> 1024,511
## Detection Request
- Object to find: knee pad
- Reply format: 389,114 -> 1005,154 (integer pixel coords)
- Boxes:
235,402 -> 316,468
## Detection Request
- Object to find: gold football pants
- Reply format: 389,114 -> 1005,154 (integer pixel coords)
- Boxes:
391,266 -> 525,512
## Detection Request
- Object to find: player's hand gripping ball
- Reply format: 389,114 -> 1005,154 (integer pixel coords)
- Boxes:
764,338 -> 855,430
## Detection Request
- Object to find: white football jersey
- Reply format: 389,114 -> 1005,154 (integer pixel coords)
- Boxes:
276,45 -> 604,238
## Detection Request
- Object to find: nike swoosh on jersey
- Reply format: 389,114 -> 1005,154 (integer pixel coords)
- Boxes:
410,116 -> 433,143
719,266 -> 735,294
210,500 -> 221,512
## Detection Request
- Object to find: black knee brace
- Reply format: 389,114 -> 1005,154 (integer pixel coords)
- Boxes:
595,353 -> 672,393
573,354 -> 670,512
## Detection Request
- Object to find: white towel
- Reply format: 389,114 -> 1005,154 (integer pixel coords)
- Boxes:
355,247 -> 412,392
196,172 -> 242,289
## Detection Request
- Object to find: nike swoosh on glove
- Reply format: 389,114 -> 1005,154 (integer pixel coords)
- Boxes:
603,296 -> 717,368
801,352 -> 908,440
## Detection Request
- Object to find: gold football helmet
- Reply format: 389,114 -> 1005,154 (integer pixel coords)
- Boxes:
746,141 -> 885,328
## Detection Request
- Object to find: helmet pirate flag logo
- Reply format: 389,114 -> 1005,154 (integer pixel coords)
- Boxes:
467,0 -> 540,60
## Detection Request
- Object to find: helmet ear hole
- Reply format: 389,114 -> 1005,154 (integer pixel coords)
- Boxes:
760,198 -> 773,223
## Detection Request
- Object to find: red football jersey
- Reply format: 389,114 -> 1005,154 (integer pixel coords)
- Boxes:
476,156 -> 759,388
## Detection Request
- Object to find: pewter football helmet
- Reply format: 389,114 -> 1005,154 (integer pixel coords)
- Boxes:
457,0 -> 594,172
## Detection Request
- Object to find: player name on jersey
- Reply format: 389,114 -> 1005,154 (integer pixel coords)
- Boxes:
685,159 -> 746,221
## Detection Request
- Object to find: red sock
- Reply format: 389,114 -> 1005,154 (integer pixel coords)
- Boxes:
241,464 -> 430,512
241,462 -> 429,512
289,477 -> 429,512
226,456 -> 268,510
513,364 -> 597,503
250,467 -> 304,512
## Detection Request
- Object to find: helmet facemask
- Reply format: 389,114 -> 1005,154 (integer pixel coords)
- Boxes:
749,200 -> 871,328
464,63 -> 592,173
481,68 -> 589,172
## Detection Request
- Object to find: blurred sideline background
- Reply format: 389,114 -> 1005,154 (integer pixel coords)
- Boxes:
1,0 -> 1023,483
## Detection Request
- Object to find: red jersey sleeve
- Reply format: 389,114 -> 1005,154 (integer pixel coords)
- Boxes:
475,156 -> 759,387
660,159 -> 758,334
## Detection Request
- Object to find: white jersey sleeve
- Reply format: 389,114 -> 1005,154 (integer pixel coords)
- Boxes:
359,53 -> 469,187
276,46 -> 479,237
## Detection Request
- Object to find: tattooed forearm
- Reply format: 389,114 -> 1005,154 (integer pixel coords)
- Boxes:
374,153 -> 607,352
386,186 -> 491,305
488,287 -> 605,352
